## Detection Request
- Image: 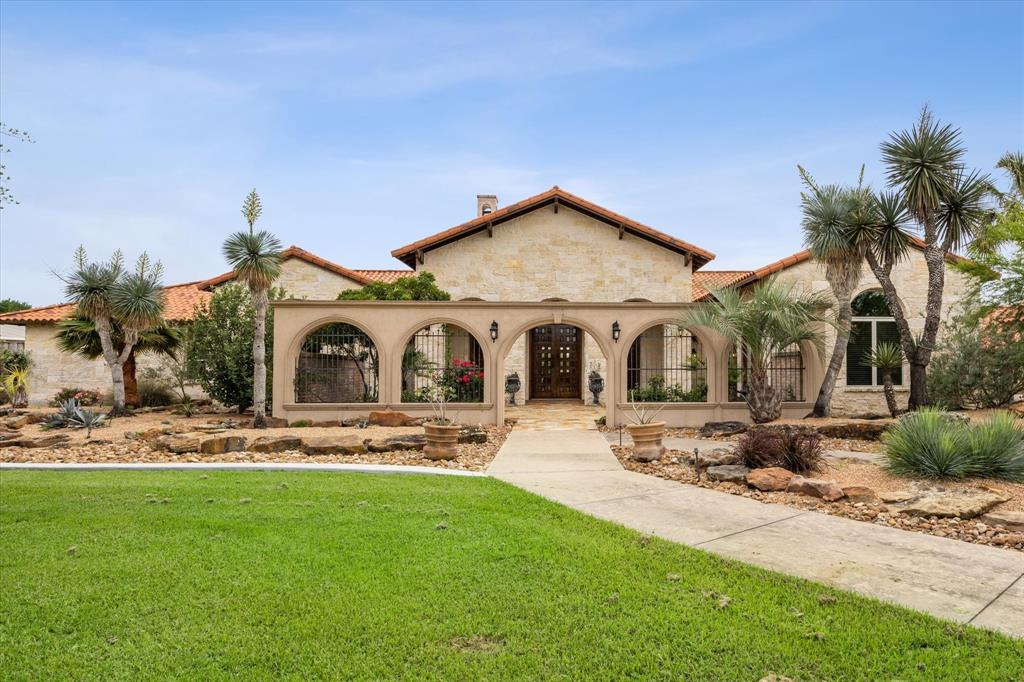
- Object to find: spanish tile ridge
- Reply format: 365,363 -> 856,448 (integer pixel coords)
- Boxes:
199,245 -> 376,290
390,186 -> 716,264
0,280 -> 211,324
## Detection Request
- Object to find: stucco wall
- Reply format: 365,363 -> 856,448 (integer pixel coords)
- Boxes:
419,205 -> 694,303
276,258 -> 364,300
771,250 -> 971,415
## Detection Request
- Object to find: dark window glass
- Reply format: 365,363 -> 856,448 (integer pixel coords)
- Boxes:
851,290 -> 892,317
875,321 -> 903,385
846,321 -> 873,386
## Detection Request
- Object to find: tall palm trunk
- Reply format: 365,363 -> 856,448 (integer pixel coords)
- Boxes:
811,297 -> 852,417
880,370 -> 898,418
123,350 -> 140,408
747,368 -> 782,423
251,285 -> 269,428
95,315 -> 134,417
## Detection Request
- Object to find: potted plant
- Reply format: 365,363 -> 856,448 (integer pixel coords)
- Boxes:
625,393 -> 666,462
422,376 -> 460,460
587,367 -> 604,405
505,372 -> 521,405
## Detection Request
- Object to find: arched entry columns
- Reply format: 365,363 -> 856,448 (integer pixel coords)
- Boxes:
271,300 -> 819,427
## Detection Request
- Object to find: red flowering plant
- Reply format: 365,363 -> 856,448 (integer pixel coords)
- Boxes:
440,358 -> 484,402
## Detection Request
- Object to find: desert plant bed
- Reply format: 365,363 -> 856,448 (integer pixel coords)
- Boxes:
2,471 -> 1021,680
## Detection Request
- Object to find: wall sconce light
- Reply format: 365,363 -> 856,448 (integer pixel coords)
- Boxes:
490,320 -> 499,342
612,320 -> 621,342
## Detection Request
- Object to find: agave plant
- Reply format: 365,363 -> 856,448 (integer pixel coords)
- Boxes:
68,406 -> 107,438
45,398 -> 82,429
866,341 -> 904,417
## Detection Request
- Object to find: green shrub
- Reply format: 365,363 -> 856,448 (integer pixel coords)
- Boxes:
928,315 -> 1024,409
881,409 -> 1021,479
138,379 -> 176,407
966,412 -> 1024,482
628,376 -> 707,403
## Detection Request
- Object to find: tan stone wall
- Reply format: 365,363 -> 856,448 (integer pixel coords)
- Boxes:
420,205 -> 693,303
771,251 -> 971,415
276,258 -> 364,300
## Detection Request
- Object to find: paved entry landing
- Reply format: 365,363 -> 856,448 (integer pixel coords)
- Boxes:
488,424 -> 1024,638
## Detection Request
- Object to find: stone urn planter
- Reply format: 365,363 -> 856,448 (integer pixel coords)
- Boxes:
626,421 -> 666,462
423,422 -> 461,460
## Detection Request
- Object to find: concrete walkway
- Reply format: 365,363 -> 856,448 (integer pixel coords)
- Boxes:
490,427 -> 1024,638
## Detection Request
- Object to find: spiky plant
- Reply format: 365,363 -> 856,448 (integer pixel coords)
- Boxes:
869,107 -> 992,409
966,412 -> 1024,482
683,277 -> 833,423
56,316 -> 180,408
866,341 -> 904,417
222,190 -> 282,427
883,409 -> 972,478
2,366 -> 29,407
61,248 -> 165,416
798,166 -> 877,417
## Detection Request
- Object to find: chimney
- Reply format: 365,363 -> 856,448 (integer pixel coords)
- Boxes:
476,194 -> 497,217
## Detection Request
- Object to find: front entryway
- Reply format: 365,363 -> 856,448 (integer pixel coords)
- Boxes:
529,325 -> 582,399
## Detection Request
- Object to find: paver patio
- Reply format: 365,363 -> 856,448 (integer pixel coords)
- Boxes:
489,420 -> 1024,638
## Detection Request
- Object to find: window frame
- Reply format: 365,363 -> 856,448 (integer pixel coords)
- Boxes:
847,293 -> 905,388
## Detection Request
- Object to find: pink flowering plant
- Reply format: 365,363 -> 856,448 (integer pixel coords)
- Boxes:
50,387 -> 102,407
439,358 -> 484,402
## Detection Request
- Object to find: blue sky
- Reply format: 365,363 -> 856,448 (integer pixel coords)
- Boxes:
1,0 -> 1022,305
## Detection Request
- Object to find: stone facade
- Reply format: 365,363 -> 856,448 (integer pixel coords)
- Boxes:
276,257 -> 363,300
770,250 -> 971,415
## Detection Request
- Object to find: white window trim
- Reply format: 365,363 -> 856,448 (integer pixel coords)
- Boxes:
850,315 -> 906,388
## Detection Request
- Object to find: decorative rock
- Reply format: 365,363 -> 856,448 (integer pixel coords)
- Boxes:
364,434 -> 427,452
368,410 -> 412,427
980,510 -> 1024,532
0,433 -> 71,449
458,426 -> 488,444
164,434 -> 201,453
705,464 -> 751,484
746,467 -> 795,492
787,476 -> 845,502
301,435 -> 366,456
841,485 -> 879,503
696,448 -> 739,467
815,422 -> 889,441
249,435 -> 302,453
879,491 -> 916,504
699,421 -> 747,438
262,416 -> 289,428
340,417 -> 366,427
899,491 -> 1007,519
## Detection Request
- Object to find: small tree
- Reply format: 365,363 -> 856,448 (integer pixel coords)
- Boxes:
338,272 -> 450,301
186,283 -> 275,414
61,248 -> 165,416
683,278 -> 832,423
56,317 -> 180,408
0,298 -> 30,314
866,341 -> 904,417
222,190 -> 282,427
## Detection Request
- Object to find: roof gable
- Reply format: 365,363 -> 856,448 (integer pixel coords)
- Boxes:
390,186 -> 715,270
199,245 -> 378,290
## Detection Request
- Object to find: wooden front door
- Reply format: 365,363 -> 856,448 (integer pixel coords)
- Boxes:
529,325 -> 582,400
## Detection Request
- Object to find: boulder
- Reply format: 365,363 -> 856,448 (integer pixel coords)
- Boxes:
458,426 -> 488,444
163,434 -> 201,453
699,421 -> 747,438
705,464 -> 751,484
694,447 -> 739,467
841,485 -> 879,503
340,417 -> 367,427
368,410 -> 412,427
746,467 -> 794,492
262,416 -> 289,428
199,435 -> 247,455
980,510 -> 1024,532
301,435 -> 366,456
815,422 -> 889,441
900,491 -> 1009,519
364,434 -> 426,453
878,490 -> 916,504
249,435 -> 303,453
787,476 -> 845,502
0,433 -> 70,449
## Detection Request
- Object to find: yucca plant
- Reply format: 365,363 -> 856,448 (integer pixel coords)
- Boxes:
866,341 -> 904,417
966,412 -> 1024,482
222,189 -> 282,428
61,248 -> 166,416
2,366 -> 29,407
882,409 -> 972,478
683,277 -> 832,423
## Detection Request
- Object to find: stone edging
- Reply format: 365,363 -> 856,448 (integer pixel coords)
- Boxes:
0,462 -> 485,477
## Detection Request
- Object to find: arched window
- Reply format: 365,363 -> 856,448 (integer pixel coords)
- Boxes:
295,323 -> 378,403
626,325 -> 707,402
402,323 -> 484,403
847,290 -> 903,387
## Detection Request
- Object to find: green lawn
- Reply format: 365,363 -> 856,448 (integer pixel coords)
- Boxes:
1,471 -> 1021,681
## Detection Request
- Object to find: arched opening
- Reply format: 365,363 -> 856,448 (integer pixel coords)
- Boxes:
728,343 -> 805,403
295,322 -> 378,403
626,324 -> 707,402
401,323 -> 485,403
847,289 -> 903,387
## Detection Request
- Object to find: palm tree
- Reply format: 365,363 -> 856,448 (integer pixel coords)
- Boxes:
683,277 -> 833,423
870,107 -> 991,409
56,316 -> 181,407
222,189 -> 282,427
62,248 -> 166,416
798,166 -> 876,417
866,341 -> 903,417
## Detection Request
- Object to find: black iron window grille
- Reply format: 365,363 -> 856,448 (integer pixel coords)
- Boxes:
728,343 -> 804,402
294,323 -> 379,403
626,325 -> 708,402
402,324 -> 485,403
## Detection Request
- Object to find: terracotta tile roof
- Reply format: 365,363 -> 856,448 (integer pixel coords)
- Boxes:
691,270 -> 754,301
199,245 -> 376,289
0,281 -> 212,325
390,186 -> 715,269
352,269 -> 414,284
